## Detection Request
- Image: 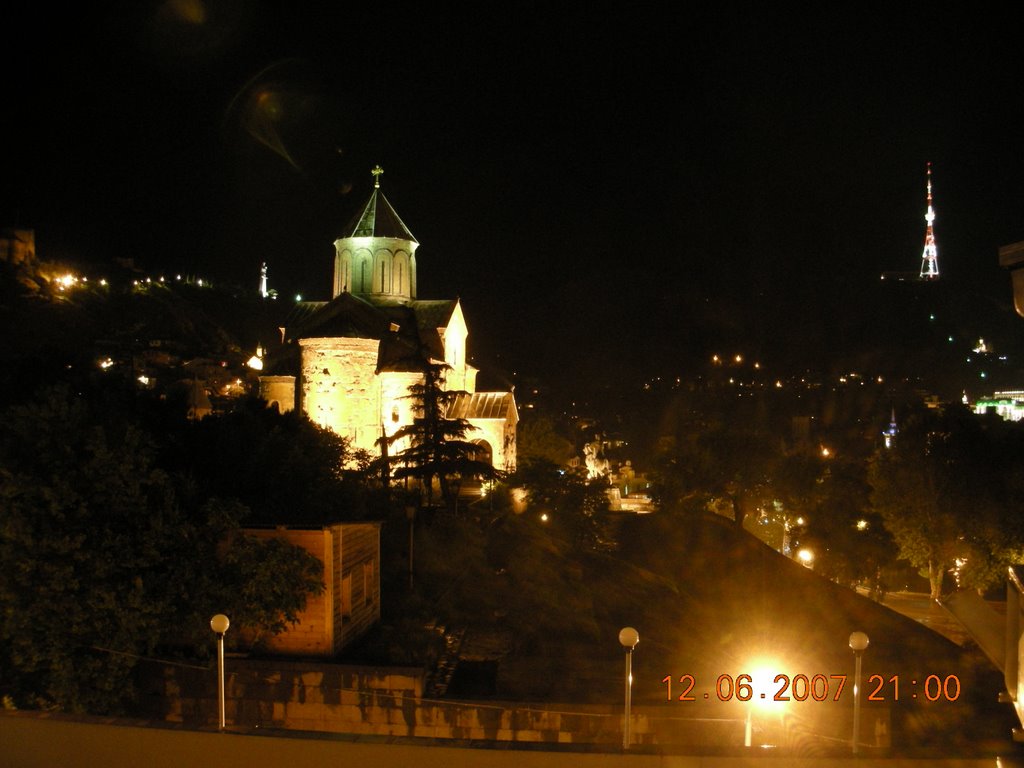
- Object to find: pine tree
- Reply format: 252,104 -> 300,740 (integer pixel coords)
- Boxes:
389,361 -> 496,512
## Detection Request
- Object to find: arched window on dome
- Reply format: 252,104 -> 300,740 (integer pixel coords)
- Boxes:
374,251 -> 392,294
352,249 -> 372,294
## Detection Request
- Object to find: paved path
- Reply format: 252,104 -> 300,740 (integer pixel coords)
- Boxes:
863,589 -> 1003,647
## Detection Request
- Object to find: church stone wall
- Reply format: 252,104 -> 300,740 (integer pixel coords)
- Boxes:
378,371 -> 421,456
258,375 -> 296,414
468,418 -> 517,473
300,337 -> 381,454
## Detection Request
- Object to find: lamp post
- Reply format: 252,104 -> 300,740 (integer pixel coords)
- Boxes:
405,505 -> 417,591
849,631 -> 870,755
210,614 -> 230,731
618,626 -> 639,750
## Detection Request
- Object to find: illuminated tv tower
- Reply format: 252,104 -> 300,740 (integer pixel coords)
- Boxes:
919,162 -> 939,280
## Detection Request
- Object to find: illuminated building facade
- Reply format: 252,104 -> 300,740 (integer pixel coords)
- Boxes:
259,169 -> 517,472
974,391 -> 1024,422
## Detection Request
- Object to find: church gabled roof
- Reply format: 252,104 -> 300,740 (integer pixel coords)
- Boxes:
446,392 -> 518,423
339,188 -> 418,243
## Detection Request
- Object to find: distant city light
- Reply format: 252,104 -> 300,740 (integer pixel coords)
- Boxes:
797,549 -> 814,565
295,294 -> 303,302
856,519 -> 869,531
540,513 -> 549,523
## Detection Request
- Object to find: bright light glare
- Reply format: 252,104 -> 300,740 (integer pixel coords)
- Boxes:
747,659 -> 787,712
797,548 -> 814,565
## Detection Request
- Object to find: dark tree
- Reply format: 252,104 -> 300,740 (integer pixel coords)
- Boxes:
0,386 -> 323,713
389,361 -> 496,512
510,458 -> 612,551
169,395 -> 373,525
869,405 -> 1024,598
792,457 -> 897,595
650,414 -> 780,526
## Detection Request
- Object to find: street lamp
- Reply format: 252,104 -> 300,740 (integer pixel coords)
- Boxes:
618,626 -> 639,750
210,614 -> 230,731
849,631 -> 870,755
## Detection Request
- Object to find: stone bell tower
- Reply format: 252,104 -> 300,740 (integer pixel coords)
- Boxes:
332,165 -> 419,302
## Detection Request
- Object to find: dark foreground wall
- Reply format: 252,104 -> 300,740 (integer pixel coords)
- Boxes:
0,711 -> 999,768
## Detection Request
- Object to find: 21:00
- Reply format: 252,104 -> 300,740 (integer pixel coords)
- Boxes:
867,674 -> 961,701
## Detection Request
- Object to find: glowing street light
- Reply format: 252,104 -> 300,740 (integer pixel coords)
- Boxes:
618,627 -> 639,750
210,614 -> 230,730
849,631 -> 870,755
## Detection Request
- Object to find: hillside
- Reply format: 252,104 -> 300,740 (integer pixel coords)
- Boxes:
361,509 -> 1017,755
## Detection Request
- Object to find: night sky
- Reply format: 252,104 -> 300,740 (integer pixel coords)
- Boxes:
5,2 -> 1023,390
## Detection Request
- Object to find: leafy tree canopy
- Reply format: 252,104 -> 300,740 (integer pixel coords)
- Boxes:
869,404 -> 1024,598
0,385 -> 323,713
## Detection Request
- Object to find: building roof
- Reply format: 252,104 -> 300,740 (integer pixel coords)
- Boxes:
339,189 -> 418,243
263,293 -> 455,376
446,391 -> 518,422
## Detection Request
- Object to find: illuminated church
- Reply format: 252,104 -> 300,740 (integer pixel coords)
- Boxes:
258,168 -> 517,472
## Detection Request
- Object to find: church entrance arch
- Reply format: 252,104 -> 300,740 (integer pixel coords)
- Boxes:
469,439 -> 493,466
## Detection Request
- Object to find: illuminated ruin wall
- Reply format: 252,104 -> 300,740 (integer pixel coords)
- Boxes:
259,375 -> 296,414
300,337 -> 382,455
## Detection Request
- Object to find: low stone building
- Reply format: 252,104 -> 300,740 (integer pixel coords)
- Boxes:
242,522 -> 381,657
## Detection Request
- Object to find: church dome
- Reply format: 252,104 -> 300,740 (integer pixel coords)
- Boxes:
333,166 -> 418,302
